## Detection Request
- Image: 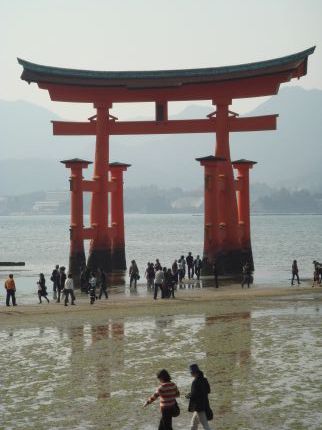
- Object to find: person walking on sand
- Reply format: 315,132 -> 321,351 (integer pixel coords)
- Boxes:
145,262 -> 155,289
186,364 -> 213,430
241,262 -> 251,288
186,252 -> 195,279
64,273 -> 75,306
129,260 -> 139,288
194,255 -> 203,281
155,259 -> 162,272
154,266 -> 165,300
89,272 -> 97,291
88,272 -> 97,304
312,261 -> 321,287
291,260 -> 300,286
178,256 -> 185,283
37,273 -> 49,304
166,268 -> 176,299
4,274 -> 17,307
144,369 -> 180,430
172,259 -> 179,283
57,266 -> 66,303
181,256 -> 186,279
51,264 -> 60,299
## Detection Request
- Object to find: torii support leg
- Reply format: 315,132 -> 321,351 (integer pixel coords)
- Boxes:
87,104 -> 112,273
61,159 -> 92,287
214,101 -> 243,274
232,160 -> 257,271
197,156 -> 226,275
110,162 -> 130,271
197,100 -> 246,275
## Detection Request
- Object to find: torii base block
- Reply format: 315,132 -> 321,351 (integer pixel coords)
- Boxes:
69,251 -> 86,284
87,248 -> 112,273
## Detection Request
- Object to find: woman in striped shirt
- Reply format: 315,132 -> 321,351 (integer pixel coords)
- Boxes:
144,369 -> 180,430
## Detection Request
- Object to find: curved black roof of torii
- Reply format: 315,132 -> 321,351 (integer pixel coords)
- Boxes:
18,47 -> 315,88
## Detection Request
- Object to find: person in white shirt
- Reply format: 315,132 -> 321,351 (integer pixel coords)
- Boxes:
64,273 -> 75,306
154,268 -> 165,300
178,256 -> 186,282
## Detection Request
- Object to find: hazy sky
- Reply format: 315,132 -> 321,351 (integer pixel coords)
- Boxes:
1,0 -> 321,120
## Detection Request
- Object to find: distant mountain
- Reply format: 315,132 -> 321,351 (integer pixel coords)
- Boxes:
0,86 -> 322,195
0,99 -> 93,160
231,87 -> 322,191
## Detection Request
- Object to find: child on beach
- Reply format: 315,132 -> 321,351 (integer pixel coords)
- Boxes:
89,273 -> 97,304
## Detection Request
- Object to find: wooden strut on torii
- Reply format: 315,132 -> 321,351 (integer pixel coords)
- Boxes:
18,46 -> 315,279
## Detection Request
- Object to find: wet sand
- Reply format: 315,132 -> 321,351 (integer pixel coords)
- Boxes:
1,281 -> 322,430
1,282 -> 321,326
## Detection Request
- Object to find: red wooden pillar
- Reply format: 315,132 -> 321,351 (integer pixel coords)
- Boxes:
109,162 -> 131,271
232,159 -> 257,269
196,156 -> 226,274
197,100 -> 244,275
87,103 -> 112,273
155,100 -> 168,121
61,158 -> 92,286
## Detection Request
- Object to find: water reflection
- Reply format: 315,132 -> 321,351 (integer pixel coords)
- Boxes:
203,312 -> 251,418
1,301 -> 322,429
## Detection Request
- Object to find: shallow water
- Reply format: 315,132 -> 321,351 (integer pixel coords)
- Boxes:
1,214 -> 322,303
1,297 -> 322,429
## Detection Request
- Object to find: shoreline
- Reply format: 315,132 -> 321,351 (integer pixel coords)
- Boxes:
1,283 -> 321,325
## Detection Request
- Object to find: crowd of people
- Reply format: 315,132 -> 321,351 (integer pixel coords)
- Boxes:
48,264 -> 110,306
3,258 -> 322,307
47,265 -> 76,306
3,264 -> 110,307
291,259 -> 322,287
144,363 -> 213,430
79,266 -> 109,304
128,253 -> 204,300
128,253 -> 254,297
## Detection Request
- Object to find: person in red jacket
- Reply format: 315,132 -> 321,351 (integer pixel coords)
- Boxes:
144,369 -> 180,430
4,274 -> 17,307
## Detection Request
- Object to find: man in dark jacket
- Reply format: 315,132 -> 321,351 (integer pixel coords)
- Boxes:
187,364 -> 213,430
57,266 -> 66,303
51,264 -> 60,299
186,252 -> 194,279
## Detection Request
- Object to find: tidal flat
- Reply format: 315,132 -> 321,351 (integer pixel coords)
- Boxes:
1,287 -> 322,430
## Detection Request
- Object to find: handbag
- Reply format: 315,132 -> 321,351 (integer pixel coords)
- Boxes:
171,400 -> 180,417
205,404 -> 213,421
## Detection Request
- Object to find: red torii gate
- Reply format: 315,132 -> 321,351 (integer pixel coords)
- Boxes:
18,47 -> 314,278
